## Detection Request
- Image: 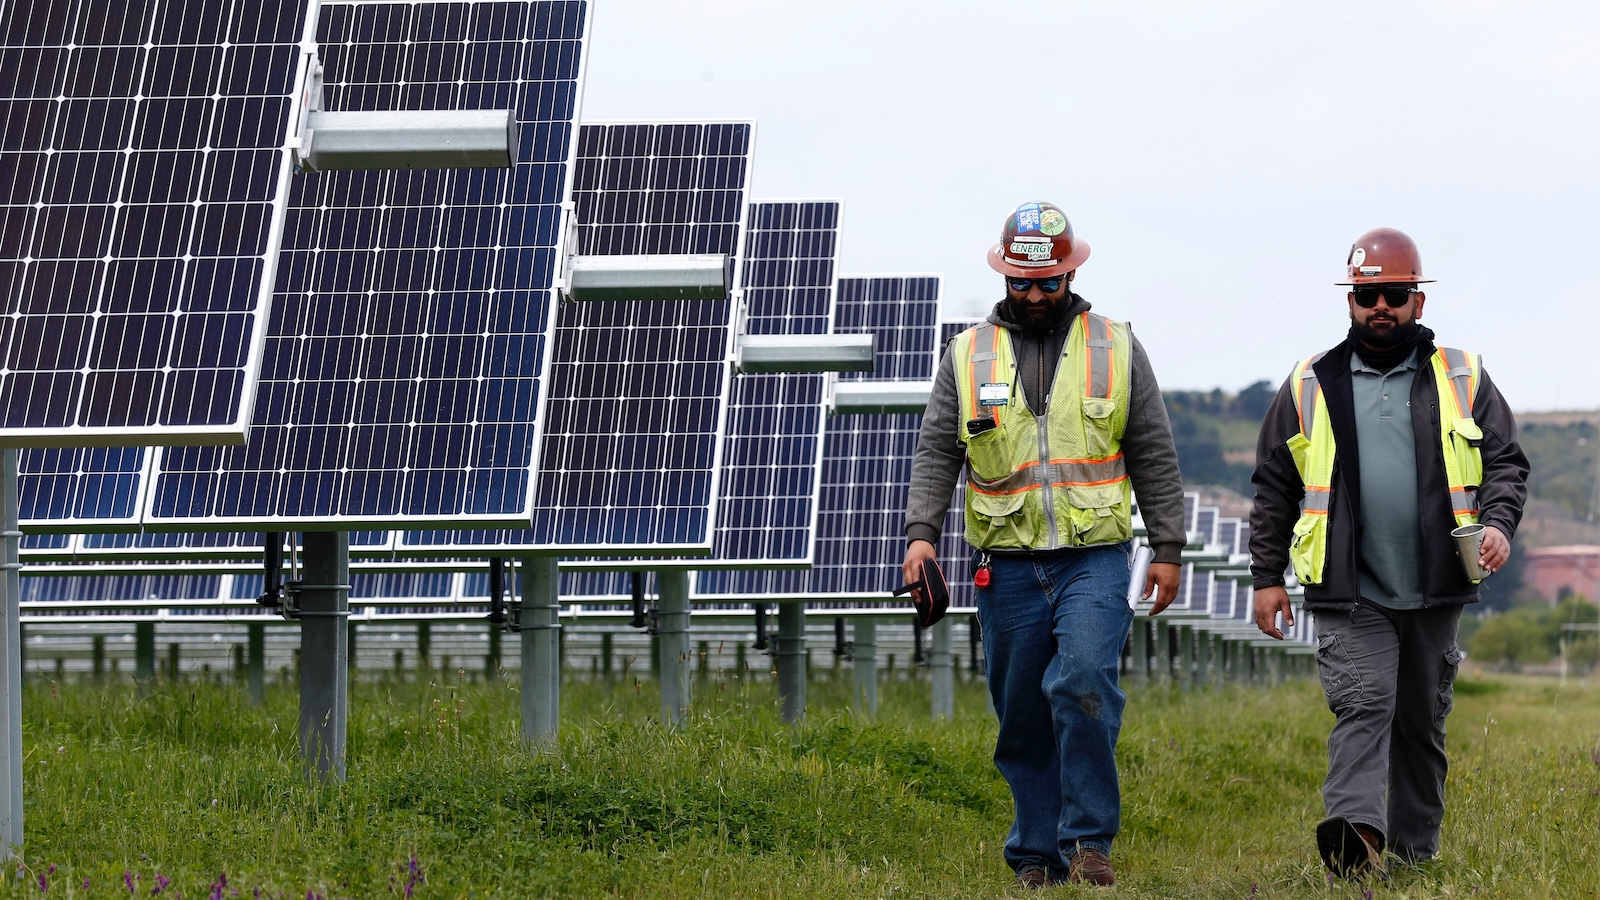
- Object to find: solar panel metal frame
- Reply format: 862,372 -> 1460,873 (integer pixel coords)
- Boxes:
0,0 -> 320,449
122,0 -> 593,532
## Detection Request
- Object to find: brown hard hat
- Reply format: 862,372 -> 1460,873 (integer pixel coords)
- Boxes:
1336,227 -> 1435,285
987,201 -> 1090,278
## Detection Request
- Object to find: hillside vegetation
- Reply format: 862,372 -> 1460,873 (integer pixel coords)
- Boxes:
1164,387 -> 1600,546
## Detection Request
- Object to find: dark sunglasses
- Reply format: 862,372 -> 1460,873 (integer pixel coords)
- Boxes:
1352,285 -> 1417,309
1006,275 -> 1067,293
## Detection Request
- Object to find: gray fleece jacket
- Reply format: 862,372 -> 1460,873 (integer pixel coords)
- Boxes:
903,294 -> 1188,565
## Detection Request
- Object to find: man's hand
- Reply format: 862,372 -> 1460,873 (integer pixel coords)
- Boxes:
1253,586 -> 1294,640
1144,562 -> 1180,615
902,539 -> 938,587
1479,525 -> 1510,575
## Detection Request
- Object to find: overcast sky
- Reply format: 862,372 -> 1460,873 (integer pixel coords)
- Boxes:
579,0 -> 1599,411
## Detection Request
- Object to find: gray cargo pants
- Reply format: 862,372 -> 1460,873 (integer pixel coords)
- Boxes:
1313,601 -> 1463,861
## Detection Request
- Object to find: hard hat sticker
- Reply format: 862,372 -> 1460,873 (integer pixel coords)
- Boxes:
979,383 -> 1009,406
1359,265 -> 1382,275
1039,209 -> 1066,236
1350,247 -> 1367,267
1015,203 -> 1042,233
1009,241 -> 1054,261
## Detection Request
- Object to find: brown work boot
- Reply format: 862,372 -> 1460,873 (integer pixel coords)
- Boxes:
1013,865 -> 1053,889
1066,848 -> 1116,886
1316,816 -> 1387,879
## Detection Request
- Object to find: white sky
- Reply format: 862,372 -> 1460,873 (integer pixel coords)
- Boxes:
579,0 -> 1600,411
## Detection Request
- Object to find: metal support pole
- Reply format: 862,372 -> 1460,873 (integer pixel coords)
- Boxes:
1177,625 -> 1193,692
135,622 -> 155,683
416,622 -> 432,672
247,623 -> 265,705
930,616 -> 953,720
1195,626 -> 1209,686
297,531 -> 349,783
600,632 -> 613,677
0,450 -> 23,854
1155,619 -> 1171,682
852,619 -> 878,716
91,636 -> 105,682
346,621 -> 358,675
519,556 -> 560,743
656,569 -> 691,726
486,622 -> 501,681
1129,619 -> 1148,683
776,602 -> 806,725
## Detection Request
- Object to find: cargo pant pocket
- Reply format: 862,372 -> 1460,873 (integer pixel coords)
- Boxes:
1317,633 -> 1362,715
1435,646 -> 1463,727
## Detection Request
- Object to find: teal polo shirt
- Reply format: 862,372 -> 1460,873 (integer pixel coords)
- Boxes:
1350,348 -> 1424,610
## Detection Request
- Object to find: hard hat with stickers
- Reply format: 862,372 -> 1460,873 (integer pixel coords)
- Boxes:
1335,227 -> 1435,285
987,200 -> 1091,278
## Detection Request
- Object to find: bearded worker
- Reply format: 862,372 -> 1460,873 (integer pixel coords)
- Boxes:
1249,227 -> 1529,878
903,201 -> 1186,889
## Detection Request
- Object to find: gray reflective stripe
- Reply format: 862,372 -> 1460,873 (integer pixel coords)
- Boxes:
1084,313 -> 1112,399
970,324 -> 1001,423
1438,347 -> 1475,418
1302,490 -> 1331,512
971,352 -> 998,362
1296,365 -> 1321,439
1449,487 -> 1478,512
967,456 -> 1126,495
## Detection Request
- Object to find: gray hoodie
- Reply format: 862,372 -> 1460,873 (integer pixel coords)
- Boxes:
903,294 -> 1188,565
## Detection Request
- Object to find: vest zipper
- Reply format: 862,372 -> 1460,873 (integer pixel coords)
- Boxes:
1036,334 -> 1060,547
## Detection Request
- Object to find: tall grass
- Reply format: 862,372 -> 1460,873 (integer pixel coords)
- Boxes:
7,667 -> 1597,898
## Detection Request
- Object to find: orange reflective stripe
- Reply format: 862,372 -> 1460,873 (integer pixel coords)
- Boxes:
1436,347 -> 1477,420
988,323 -> 1002,423
1049,474 -> 1130,488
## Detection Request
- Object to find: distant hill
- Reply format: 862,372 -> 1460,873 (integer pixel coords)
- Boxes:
1163,388 -> 1600,548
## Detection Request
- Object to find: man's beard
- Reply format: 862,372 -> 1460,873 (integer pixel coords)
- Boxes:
1005,295 -> 1061,334
1352,317 -> 1418,349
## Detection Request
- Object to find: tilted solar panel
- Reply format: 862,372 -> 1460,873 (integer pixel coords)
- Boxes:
401,119 -> 752,554
697,274 -> 941,602
0,0 -> 316,446
133,0 -> 590,530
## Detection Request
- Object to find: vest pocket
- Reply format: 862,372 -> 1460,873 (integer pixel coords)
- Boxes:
1064,482 -> 1130,545
1082,397 -> 1118,459
962,421 -> 1012,483
967,490 -> 1032,547
1448,419 -> 1485,495
1290,512 -> 1327,585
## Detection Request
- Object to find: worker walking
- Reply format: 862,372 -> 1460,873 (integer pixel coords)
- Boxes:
1249,228 -> 1529,877
903,201 -> 1186,888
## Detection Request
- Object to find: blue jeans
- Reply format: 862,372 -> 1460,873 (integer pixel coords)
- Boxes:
976,543 -> 1134,873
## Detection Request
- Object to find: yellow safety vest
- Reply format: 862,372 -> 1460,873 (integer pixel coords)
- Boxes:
952,313 -> 1133,550
1286,346 -> 1485,585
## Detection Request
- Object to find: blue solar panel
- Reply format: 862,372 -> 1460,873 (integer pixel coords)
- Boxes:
697,274 -> 941,601
0,0 -> 315,445
401,119 -> 752,554
130,0 -> 588,529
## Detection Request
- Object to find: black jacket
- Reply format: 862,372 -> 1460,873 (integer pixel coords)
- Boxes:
1248,336 -> 1529,610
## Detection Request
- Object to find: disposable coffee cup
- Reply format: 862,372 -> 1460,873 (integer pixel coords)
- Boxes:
1452,523 -> 1489,581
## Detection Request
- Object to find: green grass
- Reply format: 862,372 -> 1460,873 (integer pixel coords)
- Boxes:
7,668 -> 1598,898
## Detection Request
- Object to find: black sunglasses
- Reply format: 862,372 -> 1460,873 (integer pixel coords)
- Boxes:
1006,275 -> 1067,293
1352,285 -> 1417,309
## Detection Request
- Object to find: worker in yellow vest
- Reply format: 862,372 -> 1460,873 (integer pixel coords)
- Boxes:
903,201 -> 1186,889
1249,227 -> 1529,879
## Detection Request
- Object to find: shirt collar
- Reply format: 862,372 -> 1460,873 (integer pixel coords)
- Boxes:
1349,345 -> 1421,376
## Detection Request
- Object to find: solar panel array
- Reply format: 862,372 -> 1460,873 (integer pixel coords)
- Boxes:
0,0 -> 316,448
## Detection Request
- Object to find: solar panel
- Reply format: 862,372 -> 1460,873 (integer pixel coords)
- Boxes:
125,0 -> 590,529
933,319 -> 979,610
0,0 -> 316,446
697,274 -> 941,602
401,119 -> 754,554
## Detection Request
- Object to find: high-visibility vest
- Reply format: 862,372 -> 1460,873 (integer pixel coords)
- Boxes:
1286,346 -> 1485,585
952,313 -> 1133,550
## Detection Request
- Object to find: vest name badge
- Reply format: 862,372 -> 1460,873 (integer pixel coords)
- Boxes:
979,383 -> 1008,407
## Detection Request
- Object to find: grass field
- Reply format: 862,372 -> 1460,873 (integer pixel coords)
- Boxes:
5,666 -> 1597,898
